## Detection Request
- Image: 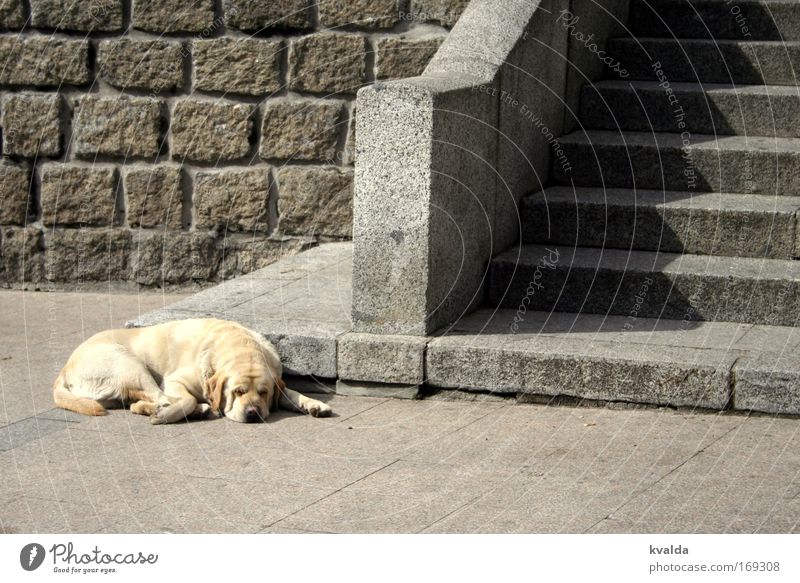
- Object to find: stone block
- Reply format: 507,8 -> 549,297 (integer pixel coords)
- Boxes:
44,228 -> 130,282
0,37 -> 89,86
171,99 -> 254,162
30,0 -> 122,31
408,0 -> 469,27
733,354 -> 800,415
224,0 -> 312,31
97,39 -> 184,92
129,231 -> 220,285
0,0 -> 25,29
260,99 -> 344,161
338,333 -> 428,385
0,161 -> 31,225
335,380 -> 420,399
426,335 -> 734,409
2,93 -> 62,157
1,226 -> 44,283
193,38 -> 282,96
320,0 -> 399,28
133,0 -> 216,33
193,168 -> 269,232
289,33 -> 367,95
375,36 -> 443,80
73,95 -> 162,159
40,165 -> 118,227
123,165 -> 183,229
277,166 -> 352,237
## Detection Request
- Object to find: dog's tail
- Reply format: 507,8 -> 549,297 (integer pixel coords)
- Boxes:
52,369 -> 107,416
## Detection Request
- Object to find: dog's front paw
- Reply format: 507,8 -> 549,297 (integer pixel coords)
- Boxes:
307,401 -> 332,418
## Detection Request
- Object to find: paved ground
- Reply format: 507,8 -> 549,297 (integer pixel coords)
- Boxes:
1,289 -> 798,533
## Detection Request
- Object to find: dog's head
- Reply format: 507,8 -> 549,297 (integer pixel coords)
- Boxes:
204,365 -> 284,423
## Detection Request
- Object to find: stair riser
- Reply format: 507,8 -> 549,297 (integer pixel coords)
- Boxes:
607,39 -> 800,85
489,260 -> 800,326
580,85 -> 800,138
521,199 -> 797,258
555,139 -> 800,195
630,0 -> 800,41
426,343 -> 731,409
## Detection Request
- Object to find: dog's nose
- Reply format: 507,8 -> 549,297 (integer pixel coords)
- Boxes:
245,407 -> 261,422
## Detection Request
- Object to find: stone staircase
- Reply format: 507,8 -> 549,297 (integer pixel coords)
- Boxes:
479,0 -> 800,412
132,0 -> 800,416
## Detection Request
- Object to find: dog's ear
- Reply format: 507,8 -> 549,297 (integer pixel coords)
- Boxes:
272,378 -> 286,410
204,372 -> 226,416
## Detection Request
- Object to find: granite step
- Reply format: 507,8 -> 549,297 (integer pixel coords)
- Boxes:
555,130 -> 800,195
630,0 -> 800,41
487,244 -> 800,326
521,186 -> 800,258
426,308 -> 800,414
579,80 -> 800,138
606,37 -> 800,85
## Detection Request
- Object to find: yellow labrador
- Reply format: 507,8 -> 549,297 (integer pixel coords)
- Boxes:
53,318 -> 332,424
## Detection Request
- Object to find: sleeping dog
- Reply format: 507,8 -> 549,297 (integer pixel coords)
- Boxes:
53,318 -> 332,424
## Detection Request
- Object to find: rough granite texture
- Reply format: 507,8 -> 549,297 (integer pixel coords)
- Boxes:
1,93 -> 62,158
73,96 -> 162,159
133,0 -> 216,33
224,0 -> 313,31
193,38 -> 283,96
289,33 -> 367,94
0,37 -> 90,86
40,165 -> 118,227
0,162 -> 31,225
97,39 -> 185,92
124,165 -> 183,229
44,228 -> 130,282
193,168 -> 270,233
319,0 -> 399,29
277,166 -> 353,238
1,226 -> 45,282
260,100 -> 344,161
410,0 -> 470,27
0,0 -> 25,29
375,37 -> 445,80
171,100 -> 254,162
29,0 -> 123,31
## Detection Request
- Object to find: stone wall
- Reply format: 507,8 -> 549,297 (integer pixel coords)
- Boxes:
0,0 -> 468,288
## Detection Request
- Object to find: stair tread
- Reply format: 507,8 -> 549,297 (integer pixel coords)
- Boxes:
447,307 -> 799,354
524,186 -> 800,213
590,78 -> 800,97
494,244 -> 800,280
560,129 -> 800,152
613,36 -> 800,48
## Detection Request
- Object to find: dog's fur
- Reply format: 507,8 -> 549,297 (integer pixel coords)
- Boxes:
53,318 -> 332,424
